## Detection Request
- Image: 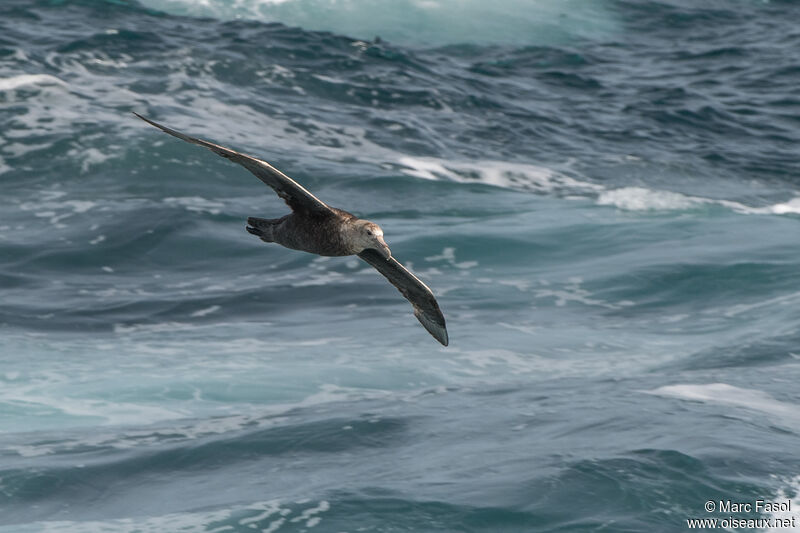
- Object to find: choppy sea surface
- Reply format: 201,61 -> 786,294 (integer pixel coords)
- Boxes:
2,0 -> 800,531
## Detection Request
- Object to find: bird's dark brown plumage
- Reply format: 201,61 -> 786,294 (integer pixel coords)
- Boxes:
135,113 -> 448,346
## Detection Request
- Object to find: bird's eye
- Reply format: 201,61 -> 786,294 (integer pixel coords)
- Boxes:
367,231 -> 373,236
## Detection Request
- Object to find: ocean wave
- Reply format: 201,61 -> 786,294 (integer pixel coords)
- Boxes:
597,187 -> 800,215
398,159 -> 800,217
136,0 -> 620,46
0,73 -> 66,92
0,498 -> 330,533
596,187 -> 701,211
767,476 -> 800,532
646,383 -> 800,428
4,2 -> 800,533
398,156 -> 602,195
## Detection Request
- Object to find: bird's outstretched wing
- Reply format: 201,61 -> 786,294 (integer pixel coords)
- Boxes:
358,248 -> 448,346
134,113 -> 332,214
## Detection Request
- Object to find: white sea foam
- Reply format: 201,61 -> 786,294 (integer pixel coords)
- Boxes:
596,187 -> 702,211
136,0 -> 620,46
18,192 -> 97,227
291,270 -> 353,287
113,321 -> 199,334
0,392 -> 187,428
445,347 -> 628,379
0,382 -> 390,458
497,279 -> 532,292
12,63 -> 788,224
190,305 -> 221,317
452,349 -> 538,376
163,196 -> 225,215
288,500 -> 329,526
762,198 -> 800,215
397,157 -> 800,218
4,41 -> 797,225
596,186 -> 747,212
4,412 -> 273,457
740,197 -> 800,215
724,290 -> 800,318
532,277 -> 633,310
262,518 -> 286,533
765,476 -> 800,532
647,383 -> 800,425
239,500 -> 282,525
596,186 -> 800,216
0,74 -> 66,92
425,247 -> 477,269
2,142 -> 53,157
399,156 -> 601,194
0,56 -> 146,150
67,146 -> 117,173
0,499 -> 330,533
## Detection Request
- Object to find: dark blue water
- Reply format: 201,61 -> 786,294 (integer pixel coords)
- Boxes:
2,0 -> 800,531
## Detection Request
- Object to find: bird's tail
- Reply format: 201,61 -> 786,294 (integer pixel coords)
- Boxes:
246,216 -> 279,243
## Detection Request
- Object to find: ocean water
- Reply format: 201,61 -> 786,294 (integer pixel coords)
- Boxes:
2,0 -> 800,531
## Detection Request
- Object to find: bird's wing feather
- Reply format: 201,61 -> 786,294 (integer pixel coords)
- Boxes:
358,248 -> 448,346
134,113 -> 332,214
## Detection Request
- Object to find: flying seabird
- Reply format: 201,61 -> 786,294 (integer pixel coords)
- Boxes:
134,113 -> 448,346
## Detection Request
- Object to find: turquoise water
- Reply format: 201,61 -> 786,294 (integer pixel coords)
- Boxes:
2,0 -> 800,531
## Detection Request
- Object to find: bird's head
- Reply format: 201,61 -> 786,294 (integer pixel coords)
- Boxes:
352,220 -> 391,259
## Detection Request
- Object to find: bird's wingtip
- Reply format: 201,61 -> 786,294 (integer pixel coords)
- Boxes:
133,111 -> 156,126
439,329 -> 449,346
415,310 -> 448,346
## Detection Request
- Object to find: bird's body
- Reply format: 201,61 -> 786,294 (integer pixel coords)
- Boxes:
135,113 -> 449,345
247,207 -> 374,257
248,211 -> 350,256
